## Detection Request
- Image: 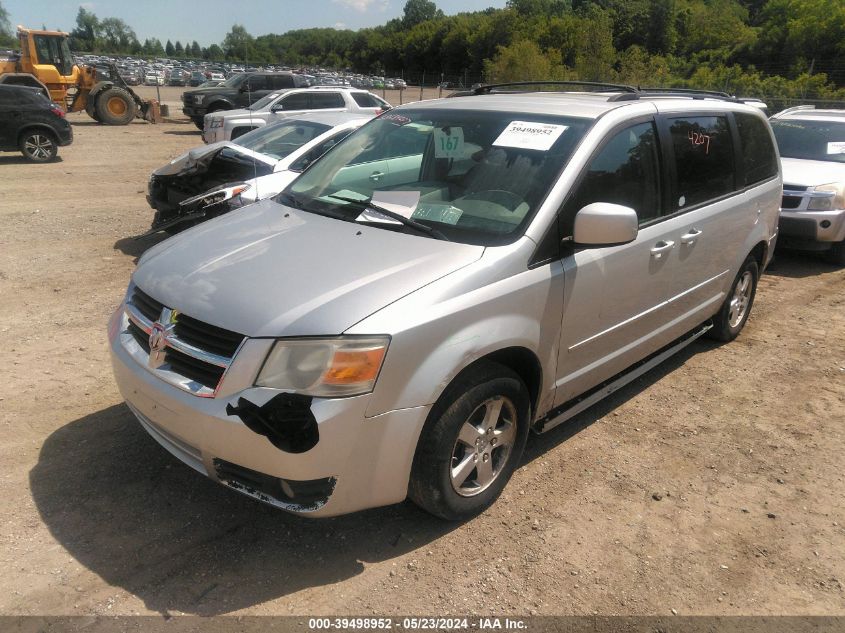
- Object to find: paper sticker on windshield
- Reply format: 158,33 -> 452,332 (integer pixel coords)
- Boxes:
412,204 -> 463,225
380,113 -> 411,126
493,121 -> 568,151
827,142 -> 845,155
434,127 -> 464,158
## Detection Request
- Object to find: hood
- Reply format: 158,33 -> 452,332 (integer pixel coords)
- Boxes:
217,107 -> 254,118
183,86 -> 230,96
133,199 -> 483,337
781,157 -> 845,188
153,142 -> 277,177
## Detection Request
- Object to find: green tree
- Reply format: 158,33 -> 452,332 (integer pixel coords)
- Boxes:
402,0 -> 443,28
222,24 -> 254,60
0,0 -> 15,48
69,6 -> 100,51
190,40 -> 201,58
174,40 -> 184,56
100,17 -> 136,53
165,39 -> 174,56
205,43 -> 223,60
483,39 -> 562,83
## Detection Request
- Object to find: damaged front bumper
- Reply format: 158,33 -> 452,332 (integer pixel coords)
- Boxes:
108,316 -> 430,517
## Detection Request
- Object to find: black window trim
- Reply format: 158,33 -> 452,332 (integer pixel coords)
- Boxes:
733,111 -> 780,190
654,110 -> 740,221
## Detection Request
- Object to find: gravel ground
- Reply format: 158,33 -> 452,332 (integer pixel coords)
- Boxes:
0,96 -> 843,618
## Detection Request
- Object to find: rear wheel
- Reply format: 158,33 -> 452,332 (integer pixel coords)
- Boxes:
408,362 -> 530,520
708,256 -> 758,342
95,87 -> 136,125
19,129 -> 58,162
191,116 -> 204,129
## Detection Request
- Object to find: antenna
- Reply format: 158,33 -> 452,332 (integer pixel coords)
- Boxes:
245,39 -> 259,201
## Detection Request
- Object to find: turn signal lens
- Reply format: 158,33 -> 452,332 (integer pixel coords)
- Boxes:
323,347 -> 386,385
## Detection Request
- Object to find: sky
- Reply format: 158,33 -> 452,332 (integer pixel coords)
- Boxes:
5,0 -> 508,47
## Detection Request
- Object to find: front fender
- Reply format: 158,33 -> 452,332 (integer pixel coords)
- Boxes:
350,248 -> 564,418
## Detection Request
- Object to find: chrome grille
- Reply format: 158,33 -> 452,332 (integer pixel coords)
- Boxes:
120,285 -> 245,397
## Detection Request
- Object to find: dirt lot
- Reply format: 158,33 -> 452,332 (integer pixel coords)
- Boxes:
0,94 -> 843,618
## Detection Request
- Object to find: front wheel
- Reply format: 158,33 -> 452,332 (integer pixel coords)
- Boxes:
19,130 -> 58,162
95,86 -> 137,125
708,256 -> 758,341
825,240 -> 845,266
408,362 -> 530,521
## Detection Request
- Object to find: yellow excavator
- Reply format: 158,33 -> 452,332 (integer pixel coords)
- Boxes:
0,26 -> 158,124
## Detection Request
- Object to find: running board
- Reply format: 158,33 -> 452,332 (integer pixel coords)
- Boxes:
534,323 -> 712,434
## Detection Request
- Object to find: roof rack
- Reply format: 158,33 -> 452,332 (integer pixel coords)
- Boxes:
638,87 -> 732,98
472,81 -> 639,96
770,104 -> 816,118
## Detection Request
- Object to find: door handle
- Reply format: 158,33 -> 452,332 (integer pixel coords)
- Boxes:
650,240 -> 675,258
680,228 -> 702,244
369,171 -> 384,182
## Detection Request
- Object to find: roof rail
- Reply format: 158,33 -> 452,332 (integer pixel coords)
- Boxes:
770,104 -> 816,118
638,87 -> 732,98
472,81 -> 639,96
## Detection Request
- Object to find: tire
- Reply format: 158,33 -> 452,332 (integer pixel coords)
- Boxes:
94,87 -> 136,125
708,256 -> 758,342
824,240 -> 845,266
19,129 -> 58,162
408,361 -> 530,521
85,100 -> 101,122
191,117 -> 204,129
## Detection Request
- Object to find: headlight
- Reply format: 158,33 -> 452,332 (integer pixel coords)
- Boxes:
179,183 -> 251,209
808,182 -> 845,211
256,336 -> 389,397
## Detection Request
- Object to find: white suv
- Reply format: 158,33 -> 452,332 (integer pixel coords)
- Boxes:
203,87 -> 390,144
770,106 -> 845,264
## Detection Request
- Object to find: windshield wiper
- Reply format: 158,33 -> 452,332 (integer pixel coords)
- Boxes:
325,193 -> 450,241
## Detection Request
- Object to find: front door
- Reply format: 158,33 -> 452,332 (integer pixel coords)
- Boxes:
554,119 -> 681,404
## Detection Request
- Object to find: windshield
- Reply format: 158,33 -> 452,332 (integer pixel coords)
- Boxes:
249,92 -> 285,111
771,119 -> 845,164
220,73 -> 247,88
234,120 -> 331,160
284,108 -> 590,245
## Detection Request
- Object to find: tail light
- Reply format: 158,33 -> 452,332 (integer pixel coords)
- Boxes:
49,103 -> 66,118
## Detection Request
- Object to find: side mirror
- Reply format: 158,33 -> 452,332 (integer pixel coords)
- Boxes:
573,202 -> 638,246
239,84 -> 249,93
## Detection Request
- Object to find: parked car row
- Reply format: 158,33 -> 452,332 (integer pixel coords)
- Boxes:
106,84 -> 845,524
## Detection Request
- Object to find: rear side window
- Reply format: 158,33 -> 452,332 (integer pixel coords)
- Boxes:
279,93 -> 310,110
735,112 -> 778,186
668,116 -> 734,210
246,75 -> 267,91
270,75 -> 295,89
562,121 -> 662,232
352,93 -> 382,108
310,92 -> 344,109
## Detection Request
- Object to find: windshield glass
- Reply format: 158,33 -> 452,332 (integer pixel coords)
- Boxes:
285,108 -> 590,245
249,92 -> 284,111
234,120 -> 331,159
220,73 -> 247,88
771,118 -> 845,164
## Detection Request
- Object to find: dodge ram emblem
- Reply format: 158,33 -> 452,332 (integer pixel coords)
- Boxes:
147,308 -> 177,369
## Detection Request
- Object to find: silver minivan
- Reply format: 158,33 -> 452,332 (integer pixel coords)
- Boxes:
109,85 -> 781,519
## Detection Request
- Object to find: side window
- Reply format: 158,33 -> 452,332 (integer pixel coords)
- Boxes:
310,92 -> 345,109
246,75 -> 267,91
668,115 -> 734,209
735,112 -> 778,186
352,93 -> 380,108
353,123 -> 430,165
278,93 -> 310,111
290,130 -> 354,171
562,121 -> 662,236
270,75 -> 294,89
